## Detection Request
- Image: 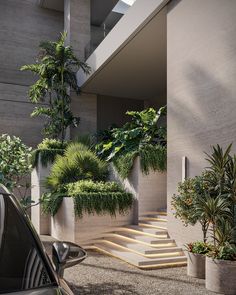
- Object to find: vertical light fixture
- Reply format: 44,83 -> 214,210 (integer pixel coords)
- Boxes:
182,156 -> 187,182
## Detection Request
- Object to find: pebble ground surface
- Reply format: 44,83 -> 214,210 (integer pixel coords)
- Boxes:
62,250 -> 214,295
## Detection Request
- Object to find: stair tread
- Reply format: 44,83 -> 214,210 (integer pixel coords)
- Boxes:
139,217 -> 167,222
95,243 -> 187,267
103,237 -> 183,255
112,231 -> 175,245
139,221 -> 168,229
124,225 -> 167,235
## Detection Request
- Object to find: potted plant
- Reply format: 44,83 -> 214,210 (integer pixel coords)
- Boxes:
172,174 -> 211,279
185,241 -> 212,279
206,242 -> 236,294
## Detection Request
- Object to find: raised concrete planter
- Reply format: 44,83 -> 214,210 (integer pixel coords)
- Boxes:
187,252 -> 205,279
206,256 -> 236,294
31,158 -> 51,235
51,197 -> 134,245
109,157 -> 167,223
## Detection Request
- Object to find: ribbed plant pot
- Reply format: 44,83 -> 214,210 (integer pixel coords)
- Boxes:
206,256 -> 236,294
187,252 -> 206,279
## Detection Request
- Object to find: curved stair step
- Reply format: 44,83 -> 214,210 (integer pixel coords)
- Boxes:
94,243 -> 187,268
111,232 -> 175,246
102,237 -> 184,256
123,225 -> 168,237
139,220 -> 167,229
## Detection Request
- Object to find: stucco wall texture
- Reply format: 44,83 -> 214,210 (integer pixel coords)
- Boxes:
167,0 -> 236,246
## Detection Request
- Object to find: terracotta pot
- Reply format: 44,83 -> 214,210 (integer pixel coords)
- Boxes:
206,256 -> 236,294
187,252 -> 206,279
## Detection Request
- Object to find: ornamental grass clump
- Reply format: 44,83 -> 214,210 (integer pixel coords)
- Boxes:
46,142 -> 108,189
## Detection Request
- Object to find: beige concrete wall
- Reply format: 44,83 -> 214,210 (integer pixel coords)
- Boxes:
97,95 -> 144,130
0,0 -> 63,147
51,197 -> 133,245
71,92 -> 98,137
109,158 -> 167,223
167,0 -> 236,246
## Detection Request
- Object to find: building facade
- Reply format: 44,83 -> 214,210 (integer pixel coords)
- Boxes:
1,0 -> 236,246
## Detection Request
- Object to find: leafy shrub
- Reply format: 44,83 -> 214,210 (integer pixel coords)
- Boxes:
172,172 -> 213,242
0,134 -> 32,189
209,243 -> 236,260
96,107 -> 167,178
185,241 -> 212,255
32,138 -> 67,167
67,180 -> 133,218
41,180 -> 133,217
67,180 -> 122,194
46,143 -> 108,189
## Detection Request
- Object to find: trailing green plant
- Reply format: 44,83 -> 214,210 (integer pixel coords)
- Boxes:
96,107 -> 167,178
68,180 -> 133,218
112,150 -> 138,179
32,138 -> 67,167
185,241 -> 212,255
41,190 -> 66,216
21,32 -> 90,141
40,180 -> 133,217
46,142 -> 108,189
0,134 -> 32,203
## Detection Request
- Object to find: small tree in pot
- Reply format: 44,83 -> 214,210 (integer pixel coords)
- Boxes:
172,174 -> 211,279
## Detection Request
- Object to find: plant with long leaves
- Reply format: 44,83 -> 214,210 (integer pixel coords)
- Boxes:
21,32 -> 90,141
195,194 -> 232,246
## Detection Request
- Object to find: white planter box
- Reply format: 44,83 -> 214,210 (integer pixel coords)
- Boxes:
51,197 -> 134,245
109,157 -> 167,223
31,158 -> 51,235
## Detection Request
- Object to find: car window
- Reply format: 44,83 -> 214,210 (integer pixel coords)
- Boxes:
0,194 -> 56,293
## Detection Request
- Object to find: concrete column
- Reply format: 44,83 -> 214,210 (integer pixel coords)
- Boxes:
64,0 -> 97,138
64,0 -> 91,60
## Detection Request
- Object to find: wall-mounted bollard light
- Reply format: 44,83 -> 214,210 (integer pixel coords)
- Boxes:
182,156 -> 187,182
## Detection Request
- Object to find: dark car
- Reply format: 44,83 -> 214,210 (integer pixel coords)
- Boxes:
0,186 -> 87,294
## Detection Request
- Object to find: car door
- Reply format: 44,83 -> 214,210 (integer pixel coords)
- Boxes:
0,193 -> 61,294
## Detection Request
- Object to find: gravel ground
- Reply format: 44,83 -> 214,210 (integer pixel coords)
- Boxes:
63,250 -> 214,295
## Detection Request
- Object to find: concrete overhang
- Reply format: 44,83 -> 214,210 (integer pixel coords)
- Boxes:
36,0 -> 120,26
77,0 -> 170,100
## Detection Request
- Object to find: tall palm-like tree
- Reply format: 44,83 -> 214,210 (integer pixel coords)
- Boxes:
21,32 -> 90,142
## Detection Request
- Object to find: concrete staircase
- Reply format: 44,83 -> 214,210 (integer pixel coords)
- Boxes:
94,211 -> 187,269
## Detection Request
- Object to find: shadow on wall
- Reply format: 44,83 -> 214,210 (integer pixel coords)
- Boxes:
168,45 -> 236,244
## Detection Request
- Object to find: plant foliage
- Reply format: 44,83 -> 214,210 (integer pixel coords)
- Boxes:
21,32 -> 90,141
32,138 -> 67,167
68,180 -> 133,218
173,143 -> 236,259
41,180 -> 133,218
0,134 -> 32,202
96,107 -> 167,178
46,142 -> 108,189
185,241 -> 212,255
